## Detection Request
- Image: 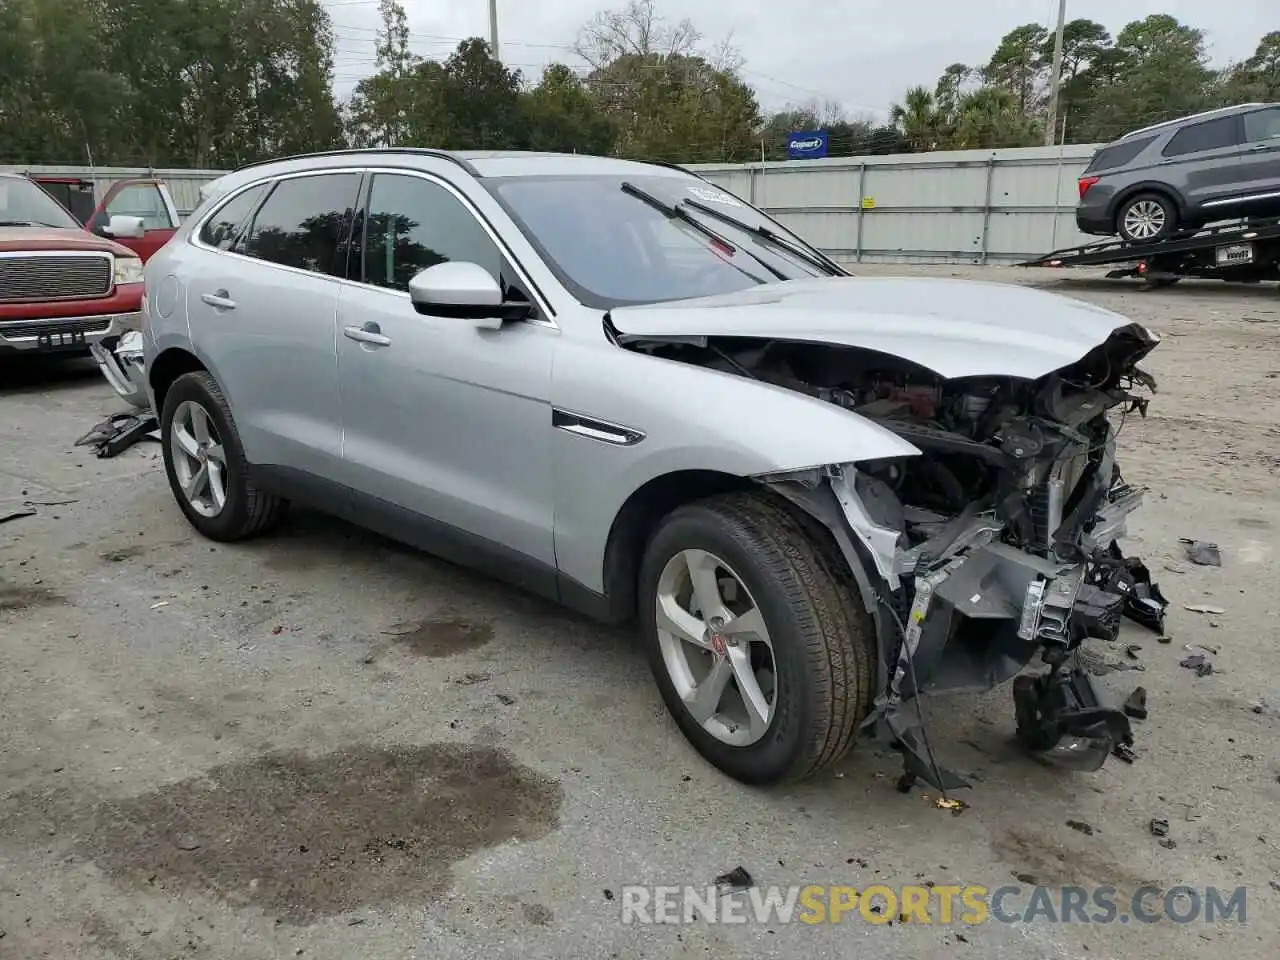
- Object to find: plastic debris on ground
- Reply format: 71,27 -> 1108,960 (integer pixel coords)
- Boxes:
1123,687 -> 1149,720
1179,653 -> 1214,677
925,796 -> 969,816
74,412 -> 160,459
1112,743 -> 1137,763
1119,556 -> 1170,633
1150,817 -> 1170,837
714,866 -> 754,894
1180,538 -> 1222,567
0,507 -> 37,525
1184,604 -> 1226,615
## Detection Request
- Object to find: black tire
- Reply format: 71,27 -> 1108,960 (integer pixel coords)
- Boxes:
1116,192 -> 1178,243
159,370 -> 288,541
638,490 -> 875,785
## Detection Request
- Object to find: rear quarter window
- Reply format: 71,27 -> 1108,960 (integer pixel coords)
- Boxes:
1085,136 -> 1156,173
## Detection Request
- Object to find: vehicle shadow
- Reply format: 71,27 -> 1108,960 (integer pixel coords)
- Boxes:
233,504 -> 636,648
0,354 -> 103,396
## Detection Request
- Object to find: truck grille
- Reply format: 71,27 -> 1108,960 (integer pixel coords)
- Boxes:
0,253 -> 112,303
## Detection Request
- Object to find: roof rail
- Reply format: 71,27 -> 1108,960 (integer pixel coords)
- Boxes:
1120,103 -> 1265,140
231,147 -> 481,177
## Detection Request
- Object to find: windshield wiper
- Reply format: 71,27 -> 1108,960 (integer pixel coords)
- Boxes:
681,198 -> 848,277
0,219 -> 65,228
619,181 -> 789,282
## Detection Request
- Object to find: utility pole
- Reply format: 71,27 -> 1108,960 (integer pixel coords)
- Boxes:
488,0 -> 499,60
1043,0 -> 1067,146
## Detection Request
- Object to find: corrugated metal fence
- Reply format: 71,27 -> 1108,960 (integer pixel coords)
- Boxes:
690,144 -> 1101,265
6,148 -> 1104,264
1,164 -> 226,218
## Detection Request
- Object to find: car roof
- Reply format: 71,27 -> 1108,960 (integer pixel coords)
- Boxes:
1117,102 -> 1272,141
229,148 -> 694,182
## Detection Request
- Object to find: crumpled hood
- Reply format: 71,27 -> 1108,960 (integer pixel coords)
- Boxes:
0,226 -> 133,256
610,276 -> 1159,380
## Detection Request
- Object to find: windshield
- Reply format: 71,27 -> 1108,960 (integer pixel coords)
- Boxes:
0,176 -> 82,229
483,174 -> 832,308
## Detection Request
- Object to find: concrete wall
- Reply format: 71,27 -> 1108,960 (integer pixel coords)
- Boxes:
689,144 -> 1102,265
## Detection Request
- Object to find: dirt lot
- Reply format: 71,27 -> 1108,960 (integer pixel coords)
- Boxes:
2,266 -> 1278,960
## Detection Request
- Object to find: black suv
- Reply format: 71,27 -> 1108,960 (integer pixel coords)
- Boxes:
1075,102 -> 1280,243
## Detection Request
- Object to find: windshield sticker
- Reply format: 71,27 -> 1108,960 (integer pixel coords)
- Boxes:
686,185 -> 743,208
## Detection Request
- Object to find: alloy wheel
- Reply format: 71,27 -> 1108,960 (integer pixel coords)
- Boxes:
169,400 -> 228,518
654,548 -> 777,747
1122,200 -> 1166,241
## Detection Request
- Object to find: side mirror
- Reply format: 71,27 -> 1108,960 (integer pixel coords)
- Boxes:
103,214 -> 146,239
407,261 -> 532,328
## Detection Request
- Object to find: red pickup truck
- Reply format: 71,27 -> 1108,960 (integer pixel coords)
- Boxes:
0,173 -> 179,357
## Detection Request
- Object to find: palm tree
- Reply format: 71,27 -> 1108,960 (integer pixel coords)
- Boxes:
951,86 -> 1038,149
890,85 -> 938,151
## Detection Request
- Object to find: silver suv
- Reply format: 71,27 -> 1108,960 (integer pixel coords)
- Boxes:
1076,102 -> 1280,243
142,149 -> 1162,788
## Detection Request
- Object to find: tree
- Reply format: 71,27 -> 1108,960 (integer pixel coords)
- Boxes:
433,39 -> 525,150
1078,15 -> 1215,142
982,24 -> 1049,113
1220,31 -> 1280,101
951,87 -> 1039,149
345,0 -> 420,147
573,0 -> 699,70
891,86 -> 940,151
522,65 -> 616,154
576,2 -> 760,162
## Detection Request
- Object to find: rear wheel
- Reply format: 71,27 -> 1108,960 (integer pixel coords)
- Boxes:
1117,193 -> 1177,243
160,371 -> 288,541
638,491 -> 875,785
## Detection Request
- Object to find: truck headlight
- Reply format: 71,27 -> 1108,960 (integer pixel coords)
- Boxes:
113,256 -> 144,286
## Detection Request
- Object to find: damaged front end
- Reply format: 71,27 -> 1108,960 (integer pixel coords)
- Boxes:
89,329 -> 150,410
716,323 -> 1167,788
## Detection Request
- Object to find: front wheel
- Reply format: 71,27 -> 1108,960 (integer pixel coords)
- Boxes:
638,491 -> 875,785
1117,193 -> 1177,243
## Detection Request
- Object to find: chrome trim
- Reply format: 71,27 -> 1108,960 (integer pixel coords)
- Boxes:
1202,190 -> 1280,208
188,164 -> 558,329
551,408 -> 645,446
0,249 -> 114,303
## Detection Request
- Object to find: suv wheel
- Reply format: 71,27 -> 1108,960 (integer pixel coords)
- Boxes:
638,491 -> 874,785
1117,193 -> 1177,243
160,371 -> 288,541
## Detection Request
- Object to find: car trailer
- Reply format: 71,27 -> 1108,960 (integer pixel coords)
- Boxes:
1019,216 -> 1280,288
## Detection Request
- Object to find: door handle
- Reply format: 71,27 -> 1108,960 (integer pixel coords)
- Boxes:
343,322 -> 391,347
200,290 -> 236,310
1247,142 -> 1272,151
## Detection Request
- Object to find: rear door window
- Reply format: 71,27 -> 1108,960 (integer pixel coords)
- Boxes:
1161,116 -> 1242,157
235,173 -> 360,277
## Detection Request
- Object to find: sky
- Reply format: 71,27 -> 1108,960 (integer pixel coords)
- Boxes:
323,0 -> 1274,121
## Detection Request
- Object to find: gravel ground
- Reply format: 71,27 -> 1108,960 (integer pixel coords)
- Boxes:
1,266 -> 1277,960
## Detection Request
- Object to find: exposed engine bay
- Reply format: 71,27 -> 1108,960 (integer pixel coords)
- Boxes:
620,321 -> 1170,790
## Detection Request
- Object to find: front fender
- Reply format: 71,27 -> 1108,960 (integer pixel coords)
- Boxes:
549,339 -> 920,593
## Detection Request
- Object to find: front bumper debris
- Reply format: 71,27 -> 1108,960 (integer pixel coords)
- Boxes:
90,329 -> 149,409
861,481 -> 1164,792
